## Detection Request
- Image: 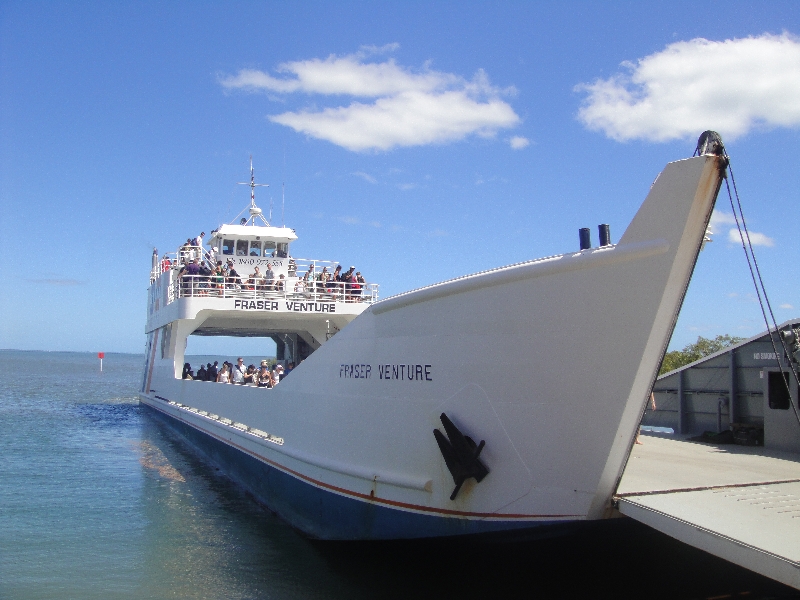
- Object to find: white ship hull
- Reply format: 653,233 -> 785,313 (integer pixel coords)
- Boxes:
140,154 -> 725,540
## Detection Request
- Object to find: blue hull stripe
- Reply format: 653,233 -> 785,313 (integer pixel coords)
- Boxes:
143,402 -> 580,540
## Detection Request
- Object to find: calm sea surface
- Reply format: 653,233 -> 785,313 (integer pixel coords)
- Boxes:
0,350 -> 797,600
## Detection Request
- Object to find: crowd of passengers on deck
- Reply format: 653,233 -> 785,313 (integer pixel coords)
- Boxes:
159,232 -> 368,301
182,357 -> 296,388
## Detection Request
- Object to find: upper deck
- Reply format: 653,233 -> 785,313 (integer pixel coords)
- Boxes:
146,160 -> 379,338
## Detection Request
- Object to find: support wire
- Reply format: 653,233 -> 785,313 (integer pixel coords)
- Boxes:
724,160 -> 800,426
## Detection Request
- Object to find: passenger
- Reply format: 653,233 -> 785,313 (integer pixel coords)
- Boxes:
197,364 -> 208,381
342,266 -> 356,301
354,271 -> 365,301
216,363 -> 231,383
329,265 -> 343,298
256,360 -> 273,388
294,278 -> 307,297
243,365 -> 256,385
198,262 -> 212,294
189,232 -> 204,262
317,266 -> 329,295
161,255 -> 172,273
247,266 -> 263,290
264,264 -> 275,291
275,363 -> 285,382
211,263 -> 225,294
207,362 -> 218,380
226,260 -> 241,289
182,363 -> 194,380
284,362 -> 294,378
232,358 -> 246,384
276,274 -> 286,293
179,239 -> 192,263
179,258 -> 201,296
205,245 -> 217,266
288,258 -> 297,277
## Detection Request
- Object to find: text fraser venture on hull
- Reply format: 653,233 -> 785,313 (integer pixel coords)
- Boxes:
140,134 -> 727,540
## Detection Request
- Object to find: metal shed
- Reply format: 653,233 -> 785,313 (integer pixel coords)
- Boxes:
643,319 -> 800,453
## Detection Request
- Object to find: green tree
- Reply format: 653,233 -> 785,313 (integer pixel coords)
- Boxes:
659,334 -> 745,375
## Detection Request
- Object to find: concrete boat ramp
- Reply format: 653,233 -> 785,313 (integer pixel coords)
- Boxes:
616,435 -> 800,589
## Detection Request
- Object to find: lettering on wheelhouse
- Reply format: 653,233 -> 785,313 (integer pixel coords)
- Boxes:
339,364 -> 432,381
233,299 -> 336,312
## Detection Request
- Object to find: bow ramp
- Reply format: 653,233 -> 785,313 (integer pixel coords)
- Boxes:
617,436 -> 800,590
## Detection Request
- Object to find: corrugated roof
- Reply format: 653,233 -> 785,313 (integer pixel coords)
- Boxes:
657,317 -> 799,379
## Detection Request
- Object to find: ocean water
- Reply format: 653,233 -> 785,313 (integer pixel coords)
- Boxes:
0,350 -> 797,600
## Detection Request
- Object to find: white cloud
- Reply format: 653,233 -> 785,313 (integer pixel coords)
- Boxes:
727,228 -> 774,247
709,212 -> 774,247
709,210 -> 737,230
576,33 -> 800,141
220,48 -> 521,151
509,136 -> 530,149
398,183 -> 416,191
780,303 -> 794,309
352,171 -> 377,184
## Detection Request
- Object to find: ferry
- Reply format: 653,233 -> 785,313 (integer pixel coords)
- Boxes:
140,134 -> 728,540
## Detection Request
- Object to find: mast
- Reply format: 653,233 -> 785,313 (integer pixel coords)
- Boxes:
236,156 -> 270,225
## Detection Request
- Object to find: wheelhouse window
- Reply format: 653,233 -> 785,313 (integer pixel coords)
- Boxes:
277,243 -> 289,258
222,240 -> 234,255
263,241 -> 276,256
249,241 -> 262,256
236,240 -> 248,256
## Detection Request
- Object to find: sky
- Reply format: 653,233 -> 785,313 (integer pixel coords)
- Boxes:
1,1 -> 799,354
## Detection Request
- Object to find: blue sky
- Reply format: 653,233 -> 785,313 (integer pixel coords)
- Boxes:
1,1 -> 799,354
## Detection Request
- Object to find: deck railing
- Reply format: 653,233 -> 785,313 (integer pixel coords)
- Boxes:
152,252 -> 355,282
168,274 -> 379,304
151,246 -> 378,305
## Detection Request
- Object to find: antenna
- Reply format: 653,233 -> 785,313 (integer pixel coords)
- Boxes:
236,155 -> 270,225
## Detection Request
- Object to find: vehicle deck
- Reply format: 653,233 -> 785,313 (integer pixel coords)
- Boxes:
616,435 -> 800,589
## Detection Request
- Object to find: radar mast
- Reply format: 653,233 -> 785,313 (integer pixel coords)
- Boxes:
235,156 -> 271,226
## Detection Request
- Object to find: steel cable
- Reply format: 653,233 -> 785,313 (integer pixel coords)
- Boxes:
723,158 -> 800,427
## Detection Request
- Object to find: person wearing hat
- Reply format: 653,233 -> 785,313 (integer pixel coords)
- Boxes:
179,257 -> 201,296
256,360 -> 273,388
274,363 -> 285,383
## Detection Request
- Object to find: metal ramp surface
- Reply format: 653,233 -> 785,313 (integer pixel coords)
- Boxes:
616,436 -> 800,589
